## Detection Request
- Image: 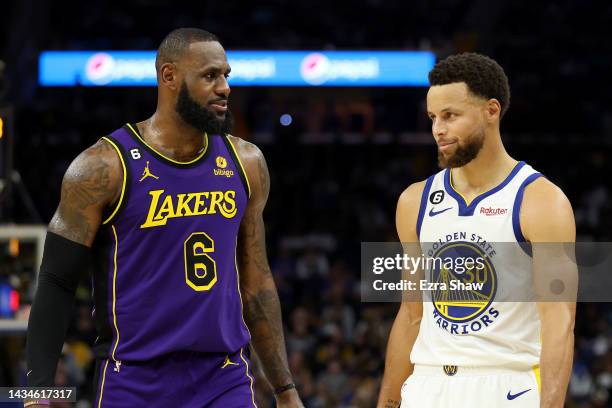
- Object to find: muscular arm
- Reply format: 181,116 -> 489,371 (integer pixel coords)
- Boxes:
26,139 -> 121,389
521,178 -> 577,408
48,139 -> 121,245
377,181 -> 426,408
231,137 -> 302,406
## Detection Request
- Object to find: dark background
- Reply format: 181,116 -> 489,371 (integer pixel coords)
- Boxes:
1,1 -> 611,407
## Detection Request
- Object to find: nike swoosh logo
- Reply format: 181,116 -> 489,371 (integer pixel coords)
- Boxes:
429,207 -> 452,217
507,389 -> 531,400
27,370 -> 32,376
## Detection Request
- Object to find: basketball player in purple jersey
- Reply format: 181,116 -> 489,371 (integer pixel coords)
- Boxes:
25,28 -> 304,407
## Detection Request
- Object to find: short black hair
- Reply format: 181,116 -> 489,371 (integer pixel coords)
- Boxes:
428,52 -> 511,118
155,28 -> 220,72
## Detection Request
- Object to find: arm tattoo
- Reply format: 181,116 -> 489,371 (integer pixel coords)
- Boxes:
238,141 -> 292,388
384,400 -> 400,408
239,213 -> 292,387
49,140 -> 117,245
242,286 -> 292,387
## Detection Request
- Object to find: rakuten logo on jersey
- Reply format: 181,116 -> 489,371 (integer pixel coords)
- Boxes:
480,207 -> 508,216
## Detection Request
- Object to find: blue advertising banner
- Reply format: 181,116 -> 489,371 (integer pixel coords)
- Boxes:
39,50 -> 435,87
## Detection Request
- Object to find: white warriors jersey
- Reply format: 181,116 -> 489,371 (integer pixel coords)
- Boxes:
411,161 -> 544,369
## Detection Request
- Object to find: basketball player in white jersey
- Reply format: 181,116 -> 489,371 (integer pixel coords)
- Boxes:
377,53 -> 576,408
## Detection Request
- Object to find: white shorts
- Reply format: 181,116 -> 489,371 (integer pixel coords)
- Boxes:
401,365 -> 540,408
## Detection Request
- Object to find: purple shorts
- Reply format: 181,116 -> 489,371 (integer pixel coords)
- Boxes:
93,348 -> 257,407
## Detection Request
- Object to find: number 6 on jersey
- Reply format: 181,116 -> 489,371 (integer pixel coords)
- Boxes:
184,232 -> 217,291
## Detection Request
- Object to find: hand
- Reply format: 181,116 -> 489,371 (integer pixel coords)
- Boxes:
275,388 -> 305,408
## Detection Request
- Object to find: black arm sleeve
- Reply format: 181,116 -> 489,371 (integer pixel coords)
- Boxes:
26,231 -> 91,386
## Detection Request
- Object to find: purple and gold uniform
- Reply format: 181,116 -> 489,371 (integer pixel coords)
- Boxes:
91,124 -> 256,407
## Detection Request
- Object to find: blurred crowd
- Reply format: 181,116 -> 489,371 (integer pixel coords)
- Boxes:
1,0 -> 611,407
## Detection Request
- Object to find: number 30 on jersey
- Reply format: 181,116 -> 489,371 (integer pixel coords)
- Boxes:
184,232 -> 218,291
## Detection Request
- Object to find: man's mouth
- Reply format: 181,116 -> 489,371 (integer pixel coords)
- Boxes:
209,100 -> 228,113
438,139 -> 456,152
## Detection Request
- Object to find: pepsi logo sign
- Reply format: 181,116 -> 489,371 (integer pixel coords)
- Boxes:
300,53 -> 331,85
85,53 -> 115,85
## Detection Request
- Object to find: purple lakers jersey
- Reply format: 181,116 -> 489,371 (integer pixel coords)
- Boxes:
91,124 -> 251,362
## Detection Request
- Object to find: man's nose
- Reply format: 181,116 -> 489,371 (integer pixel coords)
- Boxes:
215,76 -> 230,98
432,119 -> 447,137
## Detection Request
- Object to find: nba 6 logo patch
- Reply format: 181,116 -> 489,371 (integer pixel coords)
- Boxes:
430,190 -> 445,204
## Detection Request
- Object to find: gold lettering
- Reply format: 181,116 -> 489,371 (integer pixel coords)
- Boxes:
213,169 -> 234,177
140,189 -> 239,228
176,193 -> 195,217
140,190 -> 166,228
154,195 -> 175,221
208,191 -> 225,215
220,190 -> 238,218
193,192 -> 209,215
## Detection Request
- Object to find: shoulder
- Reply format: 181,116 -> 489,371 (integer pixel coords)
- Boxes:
226,135 -> 268,205
49,138 -> 124,244
226,134 -> 265,172
397,180 -> 428,210
67,138 -> 121,176
396,180 -> 429,241
520,176 -> 575,242
62,138 -> 123,202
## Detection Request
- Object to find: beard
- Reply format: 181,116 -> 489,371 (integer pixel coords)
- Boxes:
175,82 -> 234,135
438,128 -> 485,168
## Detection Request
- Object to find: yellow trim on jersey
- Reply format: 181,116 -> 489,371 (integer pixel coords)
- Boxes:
226,136 -> 252,198
234,238 -> 252,337
533,365 -> 541,393
110,225 -> 120,361
97,359 -> 109,408
125,123 -> 208,165
449,169 -> 472,206
100,137 -> 127,225
239,347 -> 258,407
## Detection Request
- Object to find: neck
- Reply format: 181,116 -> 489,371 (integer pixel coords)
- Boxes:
138,107 -> 207,162
451,128 -> 517,194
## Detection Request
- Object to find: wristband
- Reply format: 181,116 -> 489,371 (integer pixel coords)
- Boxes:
274,383 -> 296,395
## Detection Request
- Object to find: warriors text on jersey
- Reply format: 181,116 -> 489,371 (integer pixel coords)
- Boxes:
412,161 -> 543,370
91,124 -> 251,363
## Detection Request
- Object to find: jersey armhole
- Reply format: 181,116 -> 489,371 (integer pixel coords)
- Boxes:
222,135 -> 251,198
512,173 -> 543,254
100,136 -> 130,225
416,175 -> 436,240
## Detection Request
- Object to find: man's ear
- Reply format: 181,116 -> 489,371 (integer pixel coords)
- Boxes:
159,62 -> 179,91
485,98 -> 501,123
